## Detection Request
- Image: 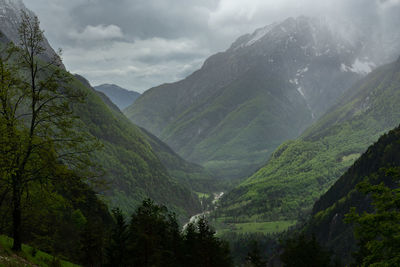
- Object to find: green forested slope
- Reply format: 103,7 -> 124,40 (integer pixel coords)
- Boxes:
306,124 -> 400,262
69,75 -> 202,218
78,76 -> 216,194
139,127 -> 216,193
218,57 -> 400,223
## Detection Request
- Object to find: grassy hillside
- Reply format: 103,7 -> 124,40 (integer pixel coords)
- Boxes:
306,124 -> 400,263
217,57 -> 400,225
0,235 -> 79,267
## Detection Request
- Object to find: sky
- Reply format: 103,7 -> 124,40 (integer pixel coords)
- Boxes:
24,0 -> 400,93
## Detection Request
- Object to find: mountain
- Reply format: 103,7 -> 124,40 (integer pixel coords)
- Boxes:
94,84 -> 141,110
306,124 -> 400,263
125,16 -> 380,180
0,0 -> 63,67
85,78 -> 215,194
71,75 -> 202,218
217,56 -> 400,226
0,2 -> 202,220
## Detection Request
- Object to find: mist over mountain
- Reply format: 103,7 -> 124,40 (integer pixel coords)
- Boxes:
125,15 -> 399,181
218,56 -> 400,226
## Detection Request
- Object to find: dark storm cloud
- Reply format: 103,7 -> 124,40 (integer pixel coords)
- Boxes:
24,0 -> 400,92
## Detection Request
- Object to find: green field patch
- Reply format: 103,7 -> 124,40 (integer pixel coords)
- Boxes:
216,220 -> 297,235
195,192 -> 211,199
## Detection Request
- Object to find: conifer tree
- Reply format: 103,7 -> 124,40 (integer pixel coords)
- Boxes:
345,167 -> 400,266
105,208 -> 129,267
245,241 -> 265,267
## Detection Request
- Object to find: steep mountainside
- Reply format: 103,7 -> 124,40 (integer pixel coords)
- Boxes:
139,127 -> 216,193
0,0 -> 63,67
125,16 -> 378,180
70,75 -> 202,218
81,77 -> 215,193
306,124 -> 400,262
94,84 -> 140,110
218,57 -> 400,223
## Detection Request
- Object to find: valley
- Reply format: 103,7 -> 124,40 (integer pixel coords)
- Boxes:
1,0 -> 400,266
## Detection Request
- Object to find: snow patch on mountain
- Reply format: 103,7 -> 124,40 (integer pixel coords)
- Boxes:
289,78 -> 299,85
297,67 -> 309,77
341,59 -> 375,75
350,59 -> 375,74
297,87 -> 305,97
245,23 -> 276,47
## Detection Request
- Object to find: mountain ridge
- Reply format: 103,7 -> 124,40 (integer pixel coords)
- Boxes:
0,0 -> 64,68
94,84 -> 140,110
125,16 -> 370,180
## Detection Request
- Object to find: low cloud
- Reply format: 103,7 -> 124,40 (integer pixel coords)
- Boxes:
69,24 -> 124,41
25,0 -> 399,92
61,37 -> 209,91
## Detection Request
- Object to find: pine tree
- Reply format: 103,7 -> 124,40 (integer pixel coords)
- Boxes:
345,167 -> 400,266
105,208 -> 129,267
245,241 -> 265,267
280,234 -> 332,267
80,221 -> 105,267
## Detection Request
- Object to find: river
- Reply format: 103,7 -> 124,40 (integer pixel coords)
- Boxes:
183,192 -> 224,230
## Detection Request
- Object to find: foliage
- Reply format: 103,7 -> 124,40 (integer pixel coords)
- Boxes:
345,167 -> 400,266
105,208 -> 129,267
220,232 -> 278,266
103,199 -> 232,267
0,166 -> 112,264
214,220 -> 297,235
0,235 -> 79,267
244,241 -> 266,267
0,11 -> 101,252
79,220 -> 105,267
306,124 -> 400,264
280,234 -> 333,267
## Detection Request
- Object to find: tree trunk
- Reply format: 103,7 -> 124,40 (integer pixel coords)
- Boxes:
12,176 -> 22,252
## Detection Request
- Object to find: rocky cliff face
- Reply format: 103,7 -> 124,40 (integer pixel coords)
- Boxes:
0,0 -> 64,68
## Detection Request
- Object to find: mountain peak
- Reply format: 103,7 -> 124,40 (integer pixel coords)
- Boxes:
94,84 -> 140,110
0,0 -> 25,11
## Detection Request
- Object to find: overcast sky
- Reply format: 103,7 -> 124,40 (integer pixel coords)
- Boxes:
24,0 -> 400,93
